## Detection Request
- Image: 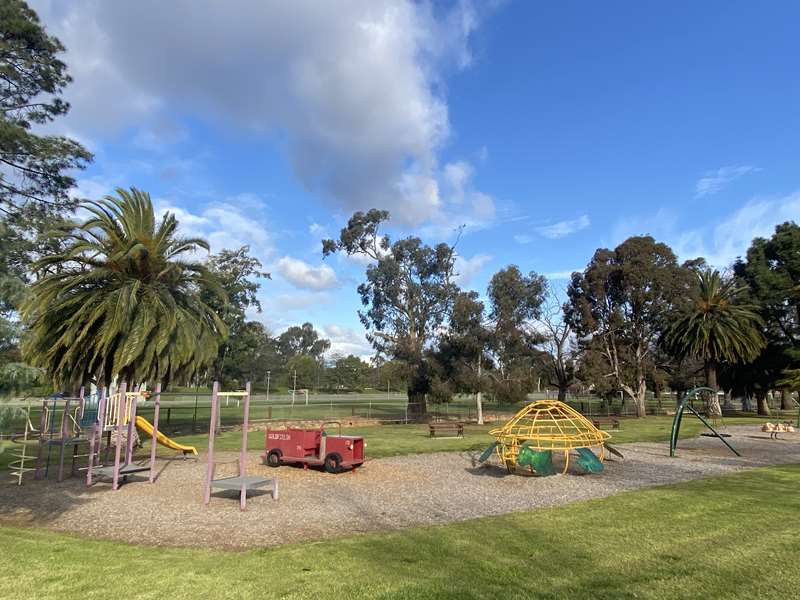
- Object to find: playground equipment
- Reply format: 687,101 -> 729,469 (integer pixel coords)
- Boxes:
478,400 -> 617,475
762,422 -> 796,439
31,389 -> 94,483
9,399 -> 39,485
263,422 -> 365,473
86,382 -> 196,489
204,381 -> 278,510
669,387 -> 740,458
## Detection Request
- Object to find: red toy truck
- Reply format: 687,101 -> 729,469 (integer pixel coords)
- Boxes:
262,422 -> 364,473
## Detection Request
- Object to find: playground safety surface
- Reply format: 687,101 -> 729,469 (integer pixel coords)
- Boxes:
1,425 -> 799,550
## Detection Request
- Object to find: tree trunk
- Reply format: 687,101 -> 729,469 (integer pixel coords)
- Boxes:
407,392 -> 427,419
705,361 -> 722,417
406,360 -> 429,420
624,376 -> 648,417
756,392 -> 770,416
780,389 -> 793,411
557,386 -> 567,402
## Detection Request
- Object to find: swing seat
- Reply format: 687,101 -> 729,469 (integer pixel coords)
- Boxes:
517,447 -> 555,476
575,448 -> 604,473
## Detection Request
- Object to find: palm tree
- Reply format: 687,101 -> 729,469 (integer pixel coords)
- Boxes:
665,270 -> 765,416
22,187 -> 227,390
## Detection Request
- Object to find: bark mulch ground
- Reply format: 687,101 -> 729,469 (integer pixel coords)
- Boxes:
1,425 -> 798,550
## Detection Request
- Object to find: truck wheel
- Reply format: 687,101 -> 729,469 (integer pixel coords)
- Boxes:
265,450 -> 282,468
324,453 -> 342,474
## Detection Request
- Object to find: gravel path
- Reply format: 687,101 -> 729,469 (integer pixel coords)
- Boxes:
2,425 -> 799,550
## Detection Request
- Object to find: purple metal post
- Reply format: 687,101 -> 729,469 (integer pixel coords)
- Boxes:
149,383 -> 162,483
239,381 -> 252,510
78,386 -> 86,422
34,399 -> 47,479
57,398 -> 71,482
204,381 -> 219,505
112,382 -> 127,491
125,387 -> 138,466
86,386 -> 106,486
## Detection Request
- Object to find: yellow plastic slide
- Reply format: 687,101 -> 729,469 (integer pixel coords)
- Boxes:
135,416 -> 198,455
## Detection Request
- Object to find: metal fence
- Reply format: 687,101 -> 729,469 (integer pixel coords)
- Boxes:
1,390 -> 797,439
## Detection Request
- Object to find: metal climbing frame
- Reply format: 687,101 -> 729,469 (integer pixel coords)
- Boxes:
9,400 -> 38,485
204,381 -> 278,510
669,386 -> 740,458
33,388 -> 90,483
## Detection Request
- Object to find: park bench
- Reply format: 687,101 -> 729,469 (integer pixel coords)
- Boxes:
429,421 -> 464,438
592,417 -> 620,430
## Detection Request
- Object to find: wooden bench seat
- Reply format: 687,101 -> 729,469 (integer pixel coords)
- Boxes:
592,417 -> 620,430
429,422 -> 464,438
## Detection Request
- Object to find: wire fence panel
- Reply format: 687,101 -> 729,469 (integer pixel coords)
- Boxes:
1,391 -> 797,439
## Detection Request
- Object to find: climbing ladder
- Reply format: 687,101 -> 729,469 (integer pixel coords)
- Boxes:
9,400 -> 39,485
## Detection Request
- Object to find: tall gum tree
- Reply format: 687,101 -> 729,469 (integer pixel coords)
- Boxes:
734,222 -> 800,411
486,266 -> 546,402
566,236 -> 689,417
323,209 -> 458,417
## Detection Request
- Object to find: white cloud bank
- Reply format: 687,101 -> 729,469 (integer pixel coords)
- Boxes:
155,194 -> 274,265
694,165 -> 759,198
454,253 -> 492,286
32,0 -> 495,227
322,324 -> 374,360
676,191 -> 800,267
612,191 -> 800,268
276,256 -> 340,291
536,215 -> 590,239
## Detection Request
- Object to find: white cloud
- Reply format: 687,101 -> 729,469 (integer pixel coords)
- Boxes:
276,256 -> 340,291
676,191 -> 800,267
443,160 -> 473,203
33,0 -> 494,226
536,215 -> 590,239
156,195 -> 274,265
544,270 -> 579,280
513,234 -> 533,244
454,253 -> 492,286
694,165 -> 759,198
610,191 -> 800,269
322,324 -> 374,360
610,207 -> 678,247
419,158 -> 497,238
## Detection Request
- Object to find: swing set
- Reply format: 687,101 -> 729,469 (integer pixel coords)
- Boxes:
669,386 -> 740,457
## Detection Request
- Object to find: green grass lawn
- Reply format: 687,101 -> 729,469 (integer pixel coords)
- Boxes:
2,464 -> 799,599
174,415 -> 767,459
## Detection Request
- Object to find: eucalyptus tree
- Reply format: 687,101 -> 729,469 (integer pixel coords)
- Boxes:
566,236 -> 688,417
432,290 -> 492,423
535,286 -> 576,401
486,266 -> 546,402
665,270 -> 766,416
277,322 -> 331,360
204,246 -> 269,383
22,188 -> 227,389
734,222 -> 800,409
323,209 -> 458,416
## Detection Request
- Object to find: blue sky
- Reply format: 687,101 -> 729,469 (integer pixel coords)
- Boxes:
33,1 -> 800,357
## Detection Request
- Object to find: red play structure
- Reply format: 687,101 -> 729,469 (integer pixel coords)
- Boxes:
262,422 -> 364,473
